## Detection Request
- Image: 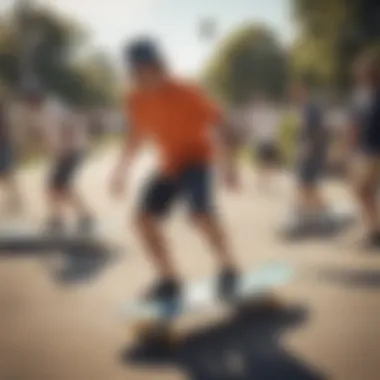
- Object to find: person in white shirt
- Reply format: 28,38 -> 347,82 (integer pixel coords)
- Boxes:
18,88 -> 94,233
248,98 -> 282,190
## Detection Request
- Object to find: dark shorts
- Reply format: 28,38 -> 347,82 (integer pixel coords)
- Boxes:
139,164 -> 214,217
256,143 -> 280,164
49,151 -> 83,191
0,143 -> 14,177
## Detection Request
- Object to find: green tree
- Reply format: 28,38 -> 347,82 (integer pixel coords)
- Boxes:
203,24 -> 288,106
74,52 -> 119,106
292,0 -> 380,90
0,5 -> 118,106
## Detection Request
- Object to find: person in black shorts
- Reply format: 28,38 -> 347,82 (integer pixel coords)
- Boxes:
291,77 -> 328,215
110,38 -> 240,302
348,51 -> 380,247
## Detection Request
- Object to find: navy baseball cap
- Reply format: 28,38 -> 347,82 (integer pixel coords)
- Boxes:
125,38 -> 163,68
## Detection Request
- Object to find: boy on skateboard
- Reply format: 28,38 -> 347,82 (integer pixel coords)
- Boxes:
111,38 -> 239,302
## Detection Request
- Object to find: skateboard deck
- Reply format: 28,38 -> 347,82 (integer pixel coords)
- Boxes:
0,221 -> 122,252
280,205 -> 356,239
122,263 -> 294,345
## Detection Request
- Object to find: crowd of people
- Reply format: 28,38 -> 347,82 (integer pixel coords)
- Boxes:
0,37 -> 379,302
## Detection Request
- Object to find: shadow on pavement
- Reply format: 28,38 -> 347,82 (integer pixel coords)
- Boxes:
318,267 -> 380,289
0,238 -> 116,285
123,305 -> 326,380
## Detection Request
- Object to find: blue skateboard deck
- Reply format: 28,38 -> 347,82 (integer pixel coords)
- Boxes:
122,262 -> 294,323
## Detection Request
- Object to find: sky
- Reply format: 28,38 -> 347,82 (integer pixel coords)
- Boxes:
2,0 -> 294,75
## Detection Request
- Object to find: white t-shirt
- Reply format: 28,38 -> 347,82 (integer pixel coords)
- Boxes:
249,105 -> 281,145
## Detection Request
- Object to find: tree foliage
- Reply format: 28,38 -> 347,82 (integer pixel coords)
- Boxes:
292,0 -> 380,90
203,24 -> 289,106
0,5 -> 118,106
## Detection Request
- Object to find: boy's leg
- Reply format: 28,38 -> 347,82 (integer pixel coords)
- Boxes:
46,157 -> 71,231
192,212 -> 236,270
297,157 -> 326,214
61,152 -> 94,231
183,165 -> 238,295
136,174 -> 181,299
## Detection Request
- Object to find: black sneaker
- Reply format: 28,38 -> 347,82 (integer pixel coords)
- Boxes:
144,278 -> 182,303
218,267 -> 239,300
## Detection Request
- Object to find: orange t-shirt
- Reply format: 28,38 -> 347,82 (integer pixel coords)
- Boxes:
127,80 -> 222,175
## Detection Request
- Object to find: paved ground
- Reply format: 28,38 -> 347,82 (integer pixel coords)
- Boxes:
1,148 -> 380,380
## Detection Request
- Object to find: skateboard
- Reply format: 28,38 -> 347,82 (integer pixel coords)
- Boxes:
280,205 -> 356,239
0,221 -> 122,252
122,263 -> 294,346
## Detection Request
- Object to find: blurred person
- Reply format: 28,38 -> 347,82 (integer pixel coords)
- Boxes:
325,99 -> 349,177
19,89 -> 94,234
0,97 -> 23,215
110,38 -> 239,302
291,77 -> 328,215
249,98 -> 282,192
348,52 -> 380,247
